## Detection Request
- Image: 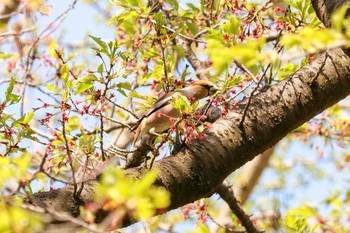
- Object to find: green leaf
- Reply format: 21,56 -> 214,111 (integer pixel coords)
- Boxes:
221,16 -> 240,35
118,51 -> 132,61
5,77 -> 15,100
187,3 -> 199,12
109,9 -> 139,27
154,12 -> 166,29
95,168 -> 170,222
45,83 -> 57,92
196,224 -> 211,233
97,63 -> 104,74
173,45 -> 186,59
207,39 -> 234,74
150,65 -> 164,81
285,213 -> 307,232
79,134 -> 96,154
285,205 -> 317,232
126,0 -> 139,7
208,37 -> 268,75
73,74 -> 97,95
89,35 -> 108,52
186,21 -> 199,35
13,152 -> 31,171
280,27 -> 344,53
144,48 -> 159,59
26,182 -> 33,195
18,112 -> 34,124
167,0 -> 179,10
5,78 -> 21,105
62,89 -> 69,102
151,187 -> 170,208
128,91 -> 149,100
278,63 -> 299,80
74,83 -> 93,95
117,82 -> 131,90
171,93 -> 191,114
332,5 -> 348,32
207,29 -> 226,45
222,75 -> 242,90
66,115 -> 80,132
0,198 -> 43,232
61,64 -> 69,85
0,52 -> 13,60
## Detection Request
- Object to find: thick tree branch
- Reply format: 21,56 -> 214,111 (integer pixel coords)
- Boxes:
31,47 -> 350,228
217,182 -> 261,233
29,0 -> 350,229
211,147 -> 275,232
127,48 -> 350,210
312,0 -> 350,27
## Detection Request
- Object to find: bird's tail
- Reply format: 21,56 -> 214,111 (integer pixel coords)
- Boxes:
130,117 -> 143,132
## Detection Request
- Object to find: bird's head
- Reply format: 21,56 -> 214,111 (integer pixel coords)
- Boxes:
190,80 -> 220,97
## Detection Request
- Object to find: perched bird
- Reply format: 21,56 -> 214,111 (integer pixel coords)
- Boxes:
132,80 -> 219,147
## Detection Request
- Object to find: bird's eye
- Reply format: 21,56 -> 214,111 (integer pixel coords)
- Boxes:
203,85 -> 212,91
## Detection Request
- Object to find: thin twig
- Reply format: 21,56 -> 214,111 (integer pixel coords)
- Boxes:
34,153 -> 78,185
177,38 -> 207,80
104,132 -> 137,155
193,24 -> 220,39
162,25 -> 204,43
21,204 -> 104,233
102,114 -> 133,130
20,0 -> 78,116
217,182 -> 262,233
234,60 -> 258,83
99,113 -> 106,161
159,38 -> 170,91
239,65 -> 270,126
55,50 -> 77,79
106,97 -> 138,119
222,81 -> 254,104
207,212 -> 238,233
105,146 -> 134,157
61,110 -> 78,198
0,26 -> 36,38
281,40 -> 348,63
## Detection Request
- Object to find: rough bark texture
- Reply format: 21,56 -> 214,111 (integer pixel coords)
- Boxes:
211,147 -> 275,232
312,0 -> 350,27
31,47 -> 350,226
29,0 -> 350,228
126,48 -> 350,210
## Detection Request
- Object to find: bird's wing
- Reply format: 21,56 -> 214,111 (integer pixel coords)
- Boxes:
130,91 -> 175,132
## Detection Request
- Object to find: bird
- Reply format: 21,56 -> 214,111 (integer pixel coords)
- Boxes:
131,80 -> 219,147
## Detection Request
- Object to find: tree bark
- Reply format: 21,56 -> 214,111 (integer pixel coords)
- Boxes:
312,0 -> 350,27
0,0 -> 20,25
128,48 -> 350,210
29,0 -> 350,228
31,47 -> 350,227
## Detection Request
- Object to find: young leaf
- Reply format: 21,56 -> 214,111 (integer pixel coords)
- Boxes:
61,64 -> 69,85
5,78 -> 21,105
18,112 -> 34,124
89,35 -> 108,52
0,52 -> 13,60
73,74 -> 97,95
167,0 -> 179,10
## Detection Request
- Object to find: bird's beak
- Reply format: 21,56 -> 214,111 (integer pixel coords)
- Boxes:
209,84 -> 220,96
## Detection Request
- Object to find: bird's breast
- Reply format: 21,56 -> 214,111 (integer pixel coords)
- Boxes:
142,105 -> 181,133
